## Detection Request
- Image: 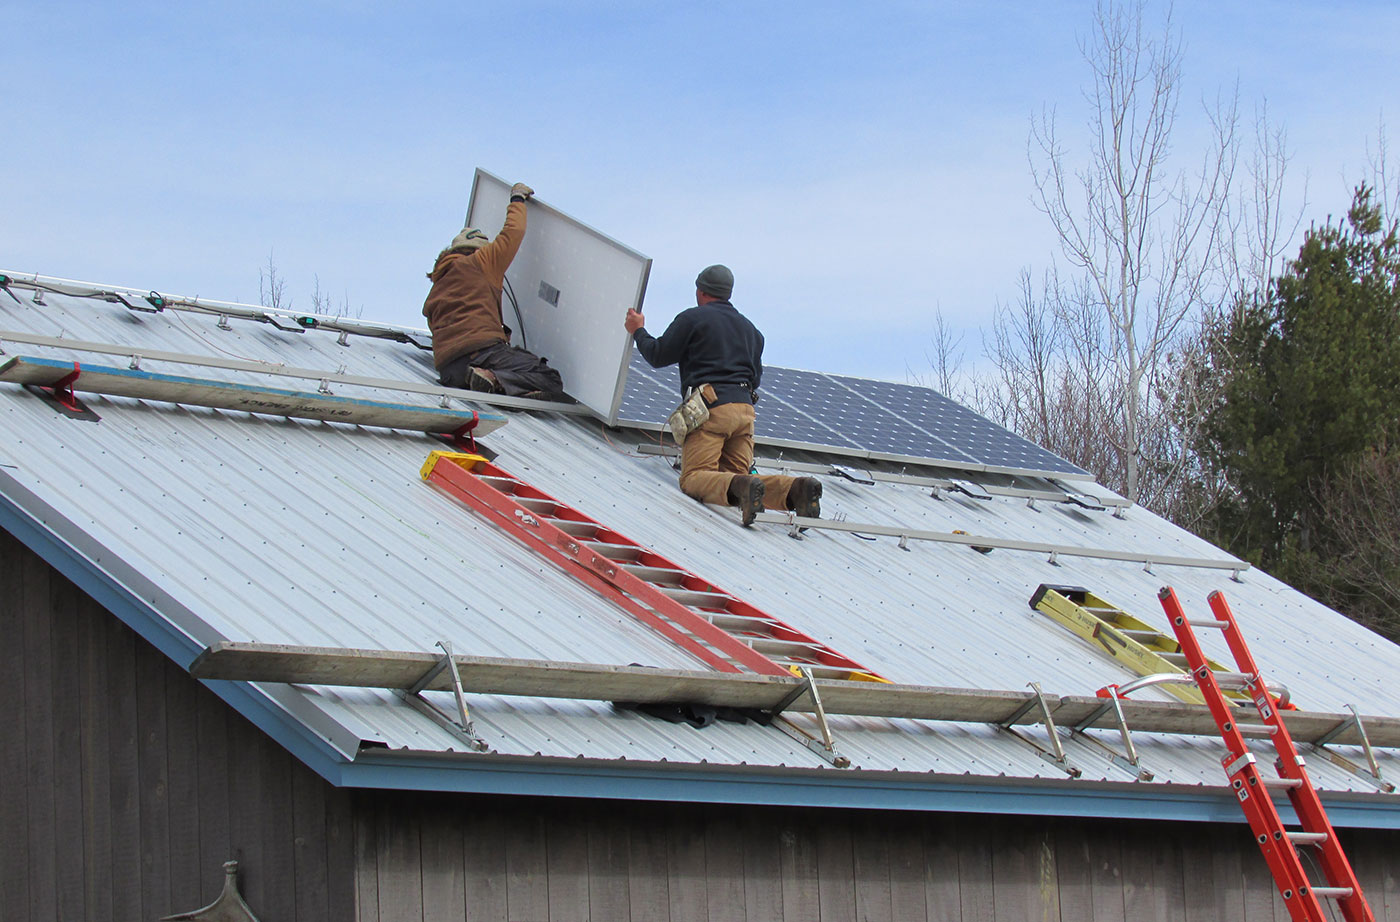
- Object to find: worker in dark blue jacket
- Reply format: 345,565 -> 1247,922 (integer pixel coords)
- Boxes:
625,264 -> 821,525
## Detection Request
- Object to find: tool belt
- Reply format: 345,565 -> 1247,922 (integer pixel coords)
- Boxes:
667,383 -> 717,444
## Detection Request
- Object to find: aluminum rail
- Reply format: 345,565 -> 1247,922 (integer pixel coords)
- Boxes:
0,329 -> 590,415
637,443 -> 1130,509
0,269 -> 431,340
752,511 -> 1251,575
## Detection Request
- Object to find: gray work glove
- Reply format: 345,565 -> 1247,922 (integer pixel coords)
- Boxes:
510,182 -> 534,202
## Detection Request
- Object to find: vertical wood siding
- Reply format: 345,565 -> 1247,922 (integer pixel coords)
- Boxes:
351,791 -> 1400,922
0,528 -> 356,920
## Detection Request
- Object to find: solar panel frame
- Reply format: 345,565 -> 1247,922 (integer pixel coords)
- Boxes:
827,373 -> 1088,476
613,351 -> 1090,480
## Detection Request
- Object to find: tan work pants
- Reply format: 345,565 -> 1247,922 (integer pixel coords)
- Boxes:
679,402 -> 795,509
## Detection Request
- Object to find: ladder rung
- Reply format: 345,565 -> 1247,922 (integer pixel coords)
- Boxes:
1262,777 -> 1304,789
619,563 -> 687,585
708,612 -> 782,633
583,541 -> 643,561
1287,831 -> 1328,846
478,474 -> 520,491
1117,628 -> 1163,640
515,496 -> 561,514
1082,606 -> 1124,616
657,586 -> 733,608
1157,652 -> 1188,664
1312,887 -> 1354,900
769,661 -> 851,680
749,637 -> 829,657
1237,723 -> 1279,738
553,519 -> 601,537
1187,618 -> 1230,629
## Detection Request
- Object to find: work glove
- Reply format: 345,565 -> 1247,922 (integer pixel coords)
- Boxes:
510,182 -> 534,202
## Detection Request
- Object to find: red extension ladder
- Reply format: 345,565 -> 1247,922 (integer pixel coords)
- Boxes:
420,451 -> 887,683
1160,587 -> 1374,922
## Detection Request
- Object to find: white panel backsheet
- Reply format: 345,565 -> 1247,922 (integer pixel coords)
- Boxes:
466,169 -> 650,422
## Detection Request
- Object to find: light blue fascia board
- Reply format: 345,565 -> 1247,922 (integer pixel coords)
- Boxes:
345,752 -> 1400,829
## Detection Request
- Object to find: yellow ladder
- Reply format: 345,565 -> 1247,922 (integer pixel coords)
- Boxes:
1029,584 -> 1250,706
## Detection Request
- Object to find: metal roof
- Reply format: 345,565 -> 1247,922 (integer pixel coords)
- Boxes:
2,277 -> 1398,825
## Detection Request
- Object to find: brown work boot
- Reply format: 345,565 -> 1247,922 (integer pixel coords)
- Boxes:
468,367 -> 501,393
787,477 -> 822,518
727,475 -> 766,527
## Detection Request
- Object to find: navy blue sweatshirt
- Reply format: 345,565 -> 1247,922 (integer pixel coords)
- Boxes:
632,300 -> 764,406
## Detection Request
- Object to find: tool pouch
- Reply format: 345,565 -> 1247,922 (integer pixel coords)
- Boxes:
667,384 -> 716,444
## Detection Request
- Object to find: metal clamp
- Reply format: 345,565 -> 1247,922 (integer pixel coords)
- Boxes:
768,667 -> 850,768
998,682 -> 1081,778
1314,704 -> 1390,791
1074,692 -> 1142,770
399,640 -> 489,752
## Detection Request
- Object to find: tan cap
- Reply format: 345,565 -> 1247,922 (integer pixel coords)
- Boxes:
448,227 -> 489,253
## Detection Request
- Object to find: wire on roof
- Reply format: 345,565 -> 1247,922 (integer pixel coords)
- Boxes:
502,276 -> 527,350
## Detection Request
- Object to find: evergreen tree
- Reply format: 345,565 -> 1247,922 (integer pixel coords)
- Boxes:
1196,185 -> 1400,623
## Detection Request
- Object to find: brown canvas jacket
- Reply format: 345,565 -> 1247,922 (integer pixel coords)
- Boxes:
423,200 -> 527,369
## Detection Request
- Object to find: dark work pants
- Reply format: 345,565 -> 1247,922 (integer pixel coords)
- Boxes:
438,341 -> 565,398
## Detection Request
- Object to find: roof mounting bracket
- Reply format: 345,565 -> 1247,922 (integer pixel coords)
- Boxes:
1057,484 -> 1106,511
948,478 -> 993,500
998,682 -> 1082,778
217,314 -> 232,331
1073,692 -> 1154,781
1312,704 -> 1392,792
768,666 -> 850,768
21,361 -> 100,421
400,640 -> 490,752
829,464 -> 875,485
114,291 -> 161,313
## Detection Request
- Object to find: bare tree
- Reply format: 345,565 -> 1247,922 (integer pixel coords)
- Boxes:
1316,443 -> 1400,641
910,306 -> 967,398
258,250 -> 289,311
1027,0 -> 1239,504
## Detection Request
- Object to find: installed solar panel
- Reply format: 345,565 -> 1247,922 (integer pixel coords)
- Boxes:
615,351 -> 1088,478
756,366 -> 944,457
830,375 -> 1086,475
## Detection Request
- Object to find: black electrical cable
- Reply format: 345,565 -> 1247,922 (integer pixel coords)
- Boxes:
502,276 -> 527,350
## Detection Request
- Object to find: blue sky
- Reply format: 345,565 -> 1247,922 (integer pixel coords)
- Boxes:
3,1 -> 1397,379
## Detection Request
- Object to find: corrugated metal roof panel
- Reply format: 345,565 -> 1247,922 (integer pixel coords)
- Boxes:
2,286 -> 1397,805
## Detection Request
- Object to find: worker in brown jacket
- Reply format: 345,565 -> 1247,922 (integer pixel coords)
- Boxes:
423,182 -> 565,399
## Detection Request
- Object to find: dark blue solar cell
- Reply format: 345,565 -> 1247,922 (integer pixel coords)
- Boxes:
612,352 -> 1086,477
758,367 -> 962,460
828,374 -> 1087,475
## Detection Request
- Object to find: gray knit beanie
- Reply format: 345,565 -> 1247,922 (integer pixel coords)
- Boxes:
695,264 -> 734,299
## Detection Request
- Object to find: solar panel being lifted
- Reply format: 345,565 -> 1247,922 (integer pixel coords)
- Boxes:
615,352 -> 1090,480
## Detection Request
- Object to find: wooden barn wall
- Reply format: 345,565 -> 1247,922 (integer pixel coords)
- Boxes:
0,527 -> 357,921
4,526 -> 1399,922
352,790 -> 1400,922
